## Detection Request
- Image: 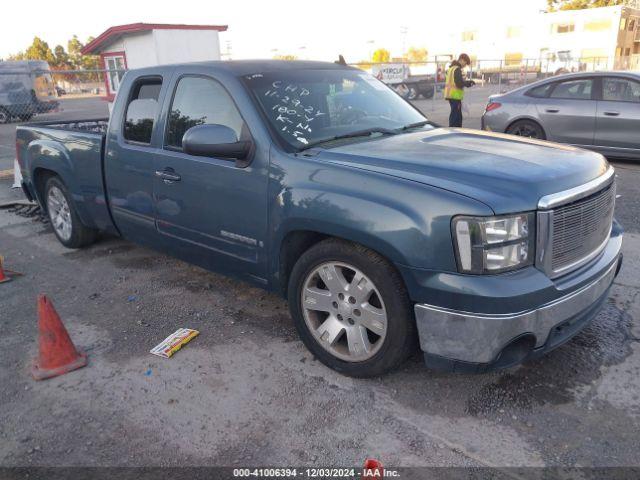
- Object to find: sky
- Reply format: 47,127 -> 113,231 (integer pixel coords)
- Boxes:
0,0 -> 548,62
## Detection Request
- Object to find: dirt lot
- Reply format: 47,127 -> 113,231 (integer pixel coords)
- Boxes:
1,156 -> 640,474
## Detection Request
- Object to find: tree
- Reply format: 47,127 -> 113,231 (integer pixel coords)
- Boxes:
406,47 -> 428,63
53,45 -> 71,68
547,0 -> 632,10
371,48 -> 390,63
9,37 -> 56,64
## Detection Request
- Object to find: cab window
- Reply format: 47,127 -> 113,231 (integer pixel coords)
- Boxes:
165,76 -> 245,150
123,77 -> 162,144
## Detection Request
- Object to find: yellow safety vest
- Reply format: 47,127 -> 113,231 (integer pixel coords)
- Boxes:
444,65 -> 464,100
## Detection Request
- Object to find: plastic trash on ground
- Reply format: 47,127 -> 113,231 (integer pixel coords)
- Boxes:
150,328 -> 199,358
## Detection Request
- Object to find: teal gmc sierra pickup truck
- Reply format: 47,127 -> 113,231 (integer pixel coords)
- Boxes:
16,60 -> 623,376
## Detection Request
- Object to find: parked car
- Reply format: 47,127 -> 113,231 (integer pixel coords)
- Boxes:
481,71 -> 640,160
16,61 -> 623,377
0,60 -> 59,123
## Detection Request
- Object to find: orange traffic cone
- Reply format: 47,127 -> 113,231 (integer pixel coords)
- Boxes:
362,459 -> 384,479
31,295 -> 87,380
0,257 -> 11,284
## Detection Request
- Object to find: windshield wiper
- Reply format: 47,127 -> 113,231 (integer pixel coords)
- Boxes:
396,120 -> 432,131
297,127 -> 396,152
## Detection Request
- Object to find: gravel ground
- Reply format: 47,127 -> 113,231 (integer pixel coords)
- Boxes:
1,161 -> 639,474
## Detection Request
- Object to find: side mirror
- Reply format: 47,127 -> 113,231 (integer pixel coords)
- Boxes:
182,124 -> 252,162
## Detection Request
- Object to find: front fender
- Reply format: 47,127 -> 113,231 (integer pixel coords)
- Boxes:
268,151 -> 493,287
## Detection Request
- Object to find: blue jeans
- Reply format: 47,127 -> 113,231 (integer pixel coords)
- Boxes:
448,99 -> 462,127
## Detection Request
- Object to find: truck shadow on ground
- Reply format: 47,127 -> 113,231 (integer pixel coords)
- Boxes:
53,235 -> 639,419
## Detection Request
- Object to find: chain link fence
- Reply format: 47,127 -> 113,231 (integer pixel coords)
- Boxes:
351,55 -> 639,127
0,68 -> 119,125
0,57 -> 639,173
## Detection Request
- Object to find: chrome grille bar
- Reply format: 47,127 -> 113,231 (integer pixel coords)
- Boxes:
536,166 -> 616,279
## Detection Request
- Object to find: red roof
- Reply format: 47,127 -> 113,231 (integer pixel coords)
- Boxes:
81,23 -> 228,54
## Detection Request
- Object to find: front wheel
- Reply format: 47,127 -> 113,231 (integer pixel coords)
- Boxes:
288,239 -> 417,377
44,176 -> 98,248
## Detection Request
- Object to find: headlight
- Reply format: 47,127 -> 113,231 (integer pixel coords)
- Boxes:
452,213 -> 535,274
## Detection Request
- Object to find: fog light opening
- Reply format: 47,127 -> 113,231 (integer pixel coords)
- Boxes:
493,334 -> 536,369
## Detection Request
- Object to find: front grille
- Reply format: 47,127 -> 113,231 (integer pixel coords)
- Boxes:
550,181 -> 615,274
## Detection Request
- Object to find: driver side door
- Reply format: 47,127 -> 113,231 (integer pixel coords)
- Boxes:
152,75 -> 268,278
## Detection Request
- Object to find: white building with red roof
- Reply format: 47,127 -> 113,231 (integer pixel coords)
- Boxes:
81,22 -> 228,100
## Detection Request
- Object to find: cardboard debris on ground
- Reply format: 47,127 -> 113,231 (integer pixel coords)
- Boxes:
150,328 -> 199,358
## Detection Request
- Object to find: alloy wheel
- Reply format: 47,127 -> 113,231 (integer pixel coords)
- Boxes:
301,262 -> 388,362
47,186 -> 73,241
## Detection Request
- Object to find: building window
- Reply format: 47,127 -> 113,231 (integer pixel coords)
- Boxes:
462,31 -> 476,42
584,19 -> 611,32
504,52 -> 523,66
552,23 -> 575,34
628,18 -> 636,32
620,18 -> 627,30
104,55 -> 126,94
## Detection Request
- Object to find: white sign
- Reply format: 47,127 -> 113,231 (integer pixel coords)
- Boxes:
371,64 -> 409,84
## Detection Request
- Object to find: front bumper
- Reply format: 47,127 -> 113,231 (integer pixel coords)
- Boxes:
412,225 -> 623,373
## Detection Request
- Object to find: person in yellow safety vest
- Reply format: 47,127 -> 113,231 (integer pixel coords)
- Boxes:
445,53 -> 475,127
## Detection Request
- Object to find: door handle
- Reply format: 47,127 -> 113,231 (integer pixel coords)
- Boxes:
545,109 -> 559,113
155,169 -> 181,183
603,111 -> 620,116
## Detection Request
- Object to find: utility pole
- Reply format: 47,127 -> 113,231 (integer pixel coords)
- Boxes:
400,26 -> 408,58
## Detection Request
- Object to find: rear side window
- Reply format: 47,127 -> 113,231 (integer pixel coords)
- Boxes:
602,77 -> 640,103
549,79 -> 593,100
123,77 -> 162,144
165,76 -> 245,149
526,83 -> 553,98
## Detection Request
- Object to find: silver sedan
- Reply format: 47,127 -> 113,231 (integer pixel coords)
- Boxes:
481,71 -> 640,160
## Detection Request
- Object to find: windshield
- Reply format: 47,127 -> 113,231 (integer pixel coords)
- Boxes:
242,69 -> 429,150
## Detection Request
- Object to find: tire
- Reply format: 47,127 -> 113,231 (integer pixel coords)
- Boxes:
19,113 -> 34,122
0,108 -> 9,124
506,119 -> 546,140
44,176 -> 98,248
406,86 -> 420,101
421,86 -> 435,99
288,239 -> 417,377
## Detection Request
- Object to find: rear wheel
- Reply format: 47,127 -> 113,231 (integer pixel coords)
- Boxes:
506,119 -> 546,140
406,85 -> 420,100
44,176 -> 98,248
288,239 -> 417,377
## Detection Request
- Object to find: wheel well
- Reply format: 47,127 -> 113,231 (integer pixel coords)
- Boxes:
32,168 -> 58,212
505,118 -> 546,139
279,231 -> 329,296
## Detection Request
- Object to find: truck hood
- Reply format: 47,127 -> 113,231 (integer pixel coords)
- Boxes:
317,128 -> 609,214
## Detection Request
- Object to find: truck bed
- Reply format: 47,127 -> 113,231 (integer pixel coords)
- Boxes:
25,118 -> 109,135
16,118 -> 117,234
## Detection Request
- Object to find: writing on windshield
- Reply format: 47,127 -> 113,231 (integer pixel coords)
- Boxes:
243,69 -> 426,150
